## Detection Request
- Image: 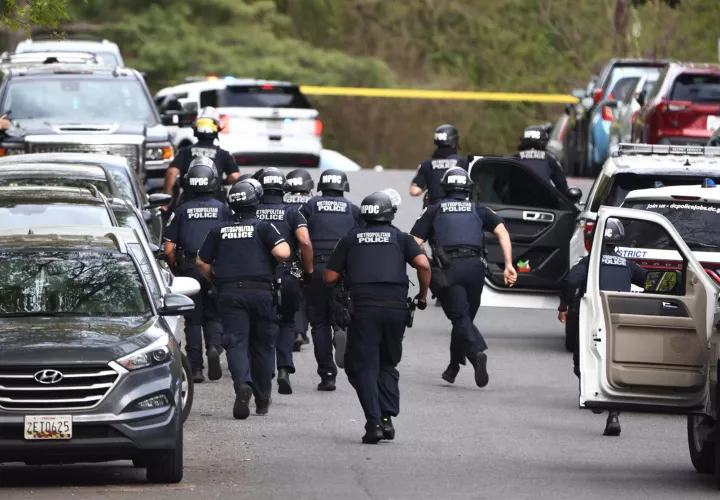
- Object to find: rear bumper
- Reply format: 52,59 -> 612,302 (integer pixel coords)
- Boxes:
219,135 -> 321,156
233,152 -> 320,168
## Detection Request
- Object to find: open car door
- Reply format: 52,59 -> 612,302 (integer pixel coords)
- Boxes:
469,156 -> 579,292
580,206 -> 718,414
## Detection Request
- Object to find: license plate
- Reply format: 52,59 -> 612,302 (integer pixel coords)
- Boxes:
24,415 -> 72,440
707,115 -> 720,131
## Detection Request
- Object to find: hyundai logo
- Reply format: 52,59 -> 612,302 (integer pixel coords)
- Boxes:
34,370 -> 63,385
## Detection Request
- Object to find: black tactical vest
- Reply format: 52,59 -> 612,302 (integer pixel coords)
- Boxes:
425,152 -> 467,204
256,202 -> 296,254
432,199 -> 484,249
284,193 -> 311,207
344,225 -> 408,287
212,218 -> 275,281
599,252 -> 633,292
514,149 -> 552,183
178,197 -> 227,254
307,195 -> 357,254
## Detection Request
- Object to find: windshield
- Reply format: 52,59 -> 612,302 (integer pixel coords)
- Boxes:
2,77 -> 157,125
670,73 -> 720,104
106,167 -> 137,205
0,203 -> 112,228
622,200 -> 720,251
0,251 -> 151,317
202,86 -> 313,109
0,177 -> 111,196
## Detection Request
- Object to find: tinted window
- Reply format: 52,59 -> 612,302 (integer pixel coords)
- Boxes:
0,251 -> 150,316
216,86 -> 312,108
0,204 -> 112,228
670,73 -> 720,104
604,174 -> 720,208
0,177 -> 111,196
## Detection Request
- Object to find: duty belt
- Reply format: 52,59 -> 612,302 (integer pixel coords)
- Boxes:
313,253 -> 332,263
445,247 -> 482,259
216,279 -> 274,291
352,299 -> 409,310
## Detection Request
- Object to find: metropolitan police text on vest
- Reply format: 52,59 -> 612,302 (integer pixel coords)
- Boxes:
441,201 -> 472,212
317,200 -> 348,212
356,232 -> 391,243
187,207 -> 219,219
221,226 -> 254,239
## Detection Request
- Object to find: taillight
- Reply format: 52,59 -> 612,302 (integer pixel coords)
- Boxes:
656,100 -> 692,113
592,88 -> 603,104
314,119 -> 323,137
584,221 -> 595,251
601,105 -> 614,121
219,114 -> 229,134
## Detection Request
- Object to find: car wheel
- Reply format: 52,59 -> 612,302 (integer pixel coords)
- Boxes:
688,415 -> 715,474
181,353 -> 194,424
146,420 -> 183,484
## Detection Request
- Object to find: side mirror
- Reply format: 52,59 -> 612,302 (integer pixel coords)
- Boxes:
636,92 -> 646,107
581,97 -> 595,109
142,209 -> 153,222
169,275 -> 201,296
571,88 -> 586,99
566,187 -> 583,203
604,100 -> 620,109
161,113 -> 179,126
146,193 -> 172,208
158,292 -> 195,316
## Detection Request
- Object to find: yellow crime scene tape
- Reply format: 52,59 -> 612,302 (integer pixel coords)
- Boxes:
299,86 -> 579,104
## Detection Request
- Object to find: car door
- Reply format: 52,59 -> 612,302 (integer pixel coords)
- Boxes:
580,206 -> 718,414
469,156 -> 579,292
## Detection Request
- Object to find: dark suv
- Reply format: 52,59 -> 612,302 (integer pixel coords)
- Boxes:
0,230 -> 195,482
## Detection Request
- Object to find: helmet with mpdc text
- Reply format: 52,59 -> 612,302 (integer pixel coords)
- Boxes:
603,218 -> 625,245
318,169 -> 349,192
441,167 -> 472,193
434,124 -> 459,148
285,168 -> 314,193
257,169 -> 286,193
360,189 -> 401,223
519,125 -> 549,151
227,179 -> 263,210
184,156 -> 219,194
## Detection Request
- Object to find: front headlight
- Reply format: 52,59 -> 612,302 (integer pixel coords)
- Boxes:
145,144 -> 174,161
116,334 -> 173,371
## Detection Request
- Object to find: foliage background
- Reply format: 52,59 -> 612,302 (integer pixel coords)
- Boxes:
5,0 -> 720,169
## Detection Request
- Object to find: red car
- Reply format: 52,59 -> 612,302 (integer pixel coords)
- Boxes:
632,62 -> 720,145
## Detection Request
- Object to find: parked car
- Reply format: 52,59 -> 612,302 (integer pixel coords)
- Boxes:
547,112 -> 572,160
632,63 -> 720,146
608,71 -> 661,152
0,51 -> 102,69
563,59 -> 670,177
14,34 -> 124,66
0,162 -> 118,196
319,149 -> 361,171
155,76 -> 322,168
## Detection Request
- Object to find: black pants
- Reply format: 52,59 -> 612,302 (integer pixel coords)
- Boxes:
182,267 -> 222,370
435,258 -> 488,368
569,302 -> 581,379
345,304 -> 406,422
294,286 -> 310,335
276,271 -> 301,373
218,286 -> 277,401
307,262 -> 338,379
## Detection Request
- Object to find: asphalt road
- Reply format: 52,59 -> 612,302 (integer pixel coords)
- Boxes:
3,171 -> 717,499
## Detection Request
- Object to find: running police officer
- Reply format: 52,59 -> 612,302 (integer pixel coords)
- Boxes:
255,169 -> 314,395
410,124 -> 468,208
284,168 -> 315,350
163,157 -> 232,383
411,167 -> 517,387
162,107 -> 240,206
197,179 -> 291,419
558,217 -> 647,437
299,169 -> 361,391
512,125 -> 569,194
324,189 -> 431,444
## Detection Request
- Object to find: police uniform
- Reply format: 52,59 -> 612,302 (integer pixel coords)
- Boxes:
285,192 -> 312,347
412,150 -> 468,207
164,194 -> 232,376
300,193 -> 360,387
512,149 -> 569,193
170,140 -> 238,202
410,191 -> 504,383
256,193 -> 308,385
198,208 -> 286,414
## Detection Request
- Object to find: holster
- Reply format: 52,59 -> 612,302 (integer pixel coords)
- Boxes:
330,285 -> 352,329
177,250 -> 197,272
430,265 -> 451,293
406,297 -> 416,328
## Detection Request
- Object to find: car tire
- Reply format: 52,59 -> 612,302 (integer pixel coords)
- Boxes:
146,420 -> 183,484
688,415 -> 715,474
181,353 -> 194,424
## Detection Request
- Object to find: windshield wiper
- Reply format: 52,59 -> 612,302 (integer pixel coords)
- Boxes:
0,312 -> 90,318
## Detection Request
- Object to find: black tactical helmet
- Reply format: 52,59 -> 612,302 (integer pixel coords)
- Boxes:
360,188 -> 401,223
318,169 -> 350,192
258,169 -> 286,193
185,156 -> 219,193
519,125 -> 549,150
603,218 -> 625,245
227,179 -> 263,210
239,173 -> 253,181
193,106 -> 221,141
285,168 -> 314,193
441,167 -> 472,193
251,167 -> 281,181
434,124 -> 459,148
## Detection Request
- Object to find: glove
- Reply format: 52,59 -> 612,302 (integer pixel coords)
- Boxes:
303,271 -> 313,285
415,294 -> 427,311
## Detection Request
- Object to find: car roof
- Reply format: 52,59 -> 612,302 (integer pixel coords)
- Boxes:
0,163 -> 107,179
624,184 -> 720,203
158,77 -> 297,95
0,185 -> 105,203
605,144 -> 720,176
0,153 -> 131,170
4,64 -> 137,78
16,38 -> 120,49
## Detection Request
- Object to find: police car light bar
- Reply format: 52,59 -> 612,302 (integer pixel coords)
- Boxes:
616,143 -> 720,156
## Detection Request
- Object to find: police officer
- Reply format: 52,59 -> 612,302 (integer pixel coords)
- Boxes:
324,189 -> 431,443
162,106 -> 240,205
255,169 -> 314,395
163,157 -> 232,383
558,218 -> 647,437
410,124 -> 468,208
299,169 -> 361,391
284,168 -> 315,350
196,180 -> 292,419
512,125 -> 569,194
411,168 -> 517,387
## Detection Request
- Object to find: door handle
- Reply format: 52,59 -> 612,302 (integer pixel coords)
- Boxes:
522,211 -> 555,223
662,301 -> 679,310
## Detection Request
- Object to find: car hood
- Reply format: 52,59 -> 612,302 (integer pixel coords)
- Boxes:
0,316 -> 166,365
3,122 -> 169,142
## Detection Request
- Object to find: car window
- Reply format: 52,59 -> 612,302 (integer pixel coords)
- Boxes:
106,167 -> 138,205
0,177 -> 111,196
604,66 -> 661,99
670,73 -> 720,104
200,90 -> 218,108
0,204 -> 112,228
588,174 -> 613,212
0,250 -> 151,317
610,77 -> 641,102
128,243 -> 163,310
216,86 -> 313,109
95,52 -> 120,66
603,174 -> 720,208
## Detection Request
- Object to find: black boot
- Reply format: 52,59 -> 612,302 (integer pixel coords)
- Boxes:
362,420 -> 383,444
472,352 -> 489,388
381,416 -> 395,440
233,383 -> 253,420
442,364 -> 460,384
256,399 -> 270,415
603,410 -> 621,436
206,345 -> 222,381
192,367 -> 205,383
317,376 -> 336,392
293,333 -> 304,352
278,367 -> 292,395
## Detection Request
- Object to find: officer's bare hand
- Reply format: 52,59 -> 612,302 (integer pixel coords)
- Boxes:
504,266 -> 517,287
415,295 -> 427,310
558,311 -> 568,323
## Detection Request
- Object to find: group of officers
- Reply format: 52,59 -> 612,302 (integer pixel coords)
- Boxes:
161,107 -> 641,442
